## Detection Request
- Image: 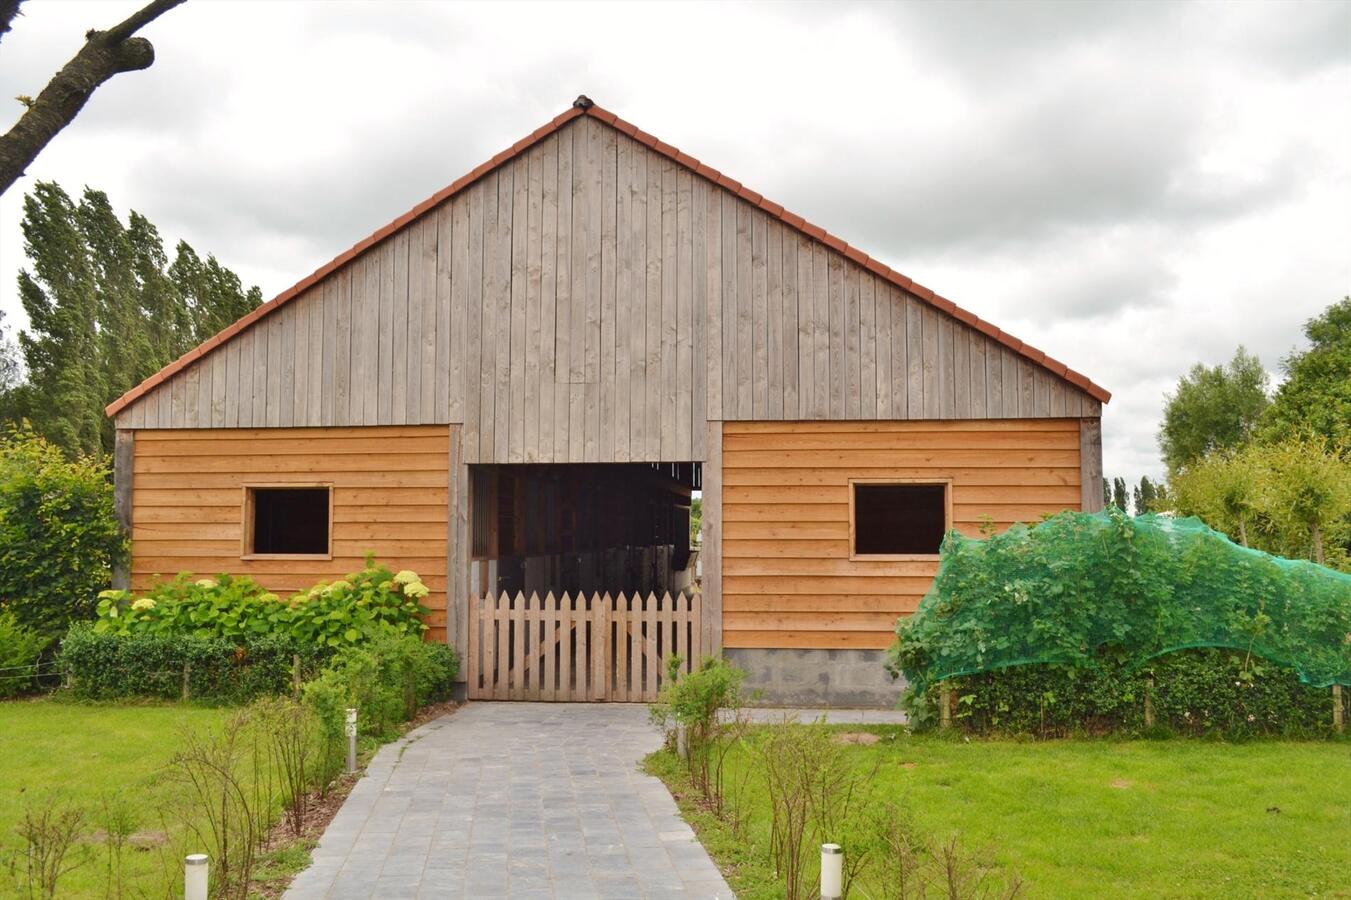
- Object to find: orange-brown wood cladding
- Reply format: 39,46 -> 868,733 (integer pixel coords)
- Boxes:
721,419 -> 1082,650
129,426 -> 450,641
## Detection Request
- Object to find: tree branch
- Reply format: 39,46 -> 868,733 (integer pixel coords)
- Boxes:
0,0 -> 186,197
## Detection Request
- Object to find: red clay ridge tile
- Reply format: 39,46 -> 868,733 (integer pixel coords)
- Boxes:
930,295 -> 958,314
590,108 -> 618,125
758,198 -> 784,217
673,151 -> 697,169
910,284 -> 935,302
693,163 -> 721,183
652,139 -> 678,157
843,246 -> 869,266
822,234 -> 847,254
715,174 -> 743,192
950,306 -> 979,326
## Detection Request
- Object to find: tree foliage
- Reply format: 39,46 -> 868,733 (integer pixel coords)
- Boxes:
1158,346 -> 1269,475
12,181 -> 261,454
1261,297 -> 1351,449
0,426 -> 125,638
1169,438 -> 1351,569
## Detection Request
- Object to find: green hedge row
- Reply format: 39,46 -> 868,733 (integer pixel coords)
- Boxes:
922,648 -> 1346,739
59,624 -> 337,704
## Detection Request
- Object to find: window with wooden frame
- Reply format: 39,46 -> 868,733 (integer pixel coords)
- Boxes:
241,484 -> 333,559
849,479 -> 951,559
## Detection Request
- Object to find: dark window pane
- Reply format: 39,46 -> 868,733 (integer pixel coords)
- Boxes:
251,488 -> 329,555
853,483 -> 946,555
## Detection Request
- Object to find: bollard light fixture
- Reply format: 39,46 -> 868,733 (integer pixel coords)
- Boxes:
185,853 -> 208,900
821,843 -> 843,899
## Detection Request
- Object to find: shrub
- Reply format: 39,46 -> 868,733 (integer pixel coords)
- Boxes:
94,556 -> 430,648
651,657 -> 749,816
932,648 -> 1341,738
0,426 -> 124,638
889,509 -> 1351,695
59,624 -> 331,704
0,611 -> 48,699
303,633 -> 459,781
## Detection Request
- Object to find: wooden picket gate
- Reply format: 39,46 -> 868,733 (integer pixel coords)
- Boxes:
465,591 -> 701,701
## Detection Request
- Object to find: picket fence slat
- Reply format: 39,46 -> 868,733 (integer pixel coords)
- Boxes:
464,589 -> 700,701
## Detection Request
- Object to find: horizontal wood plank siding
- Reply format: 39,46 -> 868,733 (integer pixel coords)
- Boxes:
129,426 -> 451,641
114,118 -> 1100,462
721,419 -> 1084,650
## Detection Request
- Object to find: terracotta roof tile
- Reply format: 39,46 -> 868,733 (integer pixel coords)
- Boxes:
106,100 -> 1110,417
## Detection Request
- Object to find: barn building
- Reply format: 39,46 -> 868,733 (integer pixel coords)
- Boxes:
106,98 -> 1109,707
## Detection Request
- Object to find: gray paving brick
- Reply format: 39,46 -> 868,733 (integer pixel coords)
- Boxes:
283,703 -> 732,899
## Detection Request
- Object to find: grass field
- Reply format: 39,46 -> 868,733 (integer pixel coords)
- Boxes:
0,699 -> 232,898
650,727 -> 1351,899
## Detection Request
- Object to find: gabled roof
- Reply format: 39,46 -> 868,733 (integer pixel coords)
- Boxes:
106,98 -> 1110,417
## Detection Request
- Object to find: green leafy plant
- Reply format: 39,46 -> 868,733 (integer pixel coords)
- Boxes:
888,508 -> 1351,700
94,555 -> 430,648
59,625 -> 330,705
0,426 -> 124,638
651,657 -> 748,815
0,611 -> 48,699
935,648 -> 1341,739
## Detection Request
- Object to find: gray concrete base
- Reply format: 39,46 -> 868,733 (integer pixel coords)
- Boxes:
724,648 -> 903,709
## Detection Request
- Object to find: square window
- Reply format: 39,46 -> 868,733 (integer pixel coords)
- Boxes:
851,482 -> 948,556
244,486 -> 331,557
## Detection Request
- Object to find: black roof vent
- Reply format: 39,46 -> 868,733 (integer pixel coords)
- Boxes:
572,95 -> 594,110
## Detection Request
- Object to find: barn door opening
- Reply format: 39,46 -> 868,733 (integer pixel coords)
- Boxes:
464,462 -> 703,701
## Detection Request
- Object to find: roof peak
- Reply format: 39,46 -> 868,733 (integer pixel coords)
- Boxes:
105,101 -> 1110,417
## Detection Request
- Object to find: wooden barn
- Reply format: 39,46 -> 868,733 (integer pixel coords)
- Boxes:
106,97 -> 1109,706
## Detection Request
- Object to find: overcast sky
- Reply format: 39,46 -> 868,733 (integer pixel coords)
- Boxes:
1,0 -> 1347,480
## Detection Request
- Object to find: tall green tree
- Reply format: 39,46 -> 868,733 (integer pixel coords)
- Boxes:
15,181 -> 260,455
1111,476 -> 1128,512
1261,297 -> 1351,450
1132,476 -> 1162,516
1158,347 -> 1269,476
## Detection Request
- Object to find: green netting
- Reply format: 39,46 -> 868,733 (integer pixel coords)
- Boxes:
890,508 -> 1351,694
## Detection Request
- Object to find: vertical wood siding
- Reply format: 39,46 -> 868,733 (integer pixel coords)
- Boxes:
720,419 -> 1084,650
128,426 -> 452,642
115,117 -> 1101,461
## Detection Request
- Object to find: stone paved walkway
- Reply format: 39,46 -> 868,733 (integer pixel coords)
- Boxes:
284,703 -> 733,899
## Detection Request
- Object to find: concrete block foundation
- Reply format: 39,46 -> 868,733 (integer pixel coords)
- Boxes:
724,648 -> 903,709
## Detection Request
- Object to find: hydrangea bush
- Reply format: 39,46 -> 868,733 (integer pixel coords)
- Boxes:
94,555 -> 431,648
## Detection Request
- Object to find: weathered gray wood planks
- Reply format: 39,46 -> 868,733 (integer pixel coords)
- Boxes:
116,116 -> 1102,457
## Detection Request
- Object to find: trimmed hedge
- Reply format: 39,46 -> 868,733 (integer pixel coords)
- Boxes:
924,648 -> 1347,739
60,624 -> 335,704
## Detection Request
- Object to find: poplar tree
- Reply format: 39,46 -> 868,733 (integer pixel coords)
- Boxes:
13,181 -> 260,455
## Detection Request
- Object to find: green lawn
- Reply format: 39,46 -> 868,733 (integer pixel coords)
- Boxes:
651,727 -> 1351,899
0,698 -> 231,898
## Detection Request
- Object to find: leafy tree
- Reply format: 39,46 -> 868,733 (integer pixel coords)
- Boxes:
1132,476 -> 1162,516
0,426 -> 125,638
1111,476 -> 1128,512
1257,438 -> 1351,567
1170,439 -> 1350,569
1261,297 -> 1351,449
1169,452 -> 1262,548
1158,347 -> 1269,475
15,181 -> 260,455
0,310 -> 24,424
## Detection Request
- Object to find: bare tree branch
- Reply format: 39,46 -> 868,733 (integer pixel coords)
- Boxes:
0,0 -> 186,197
